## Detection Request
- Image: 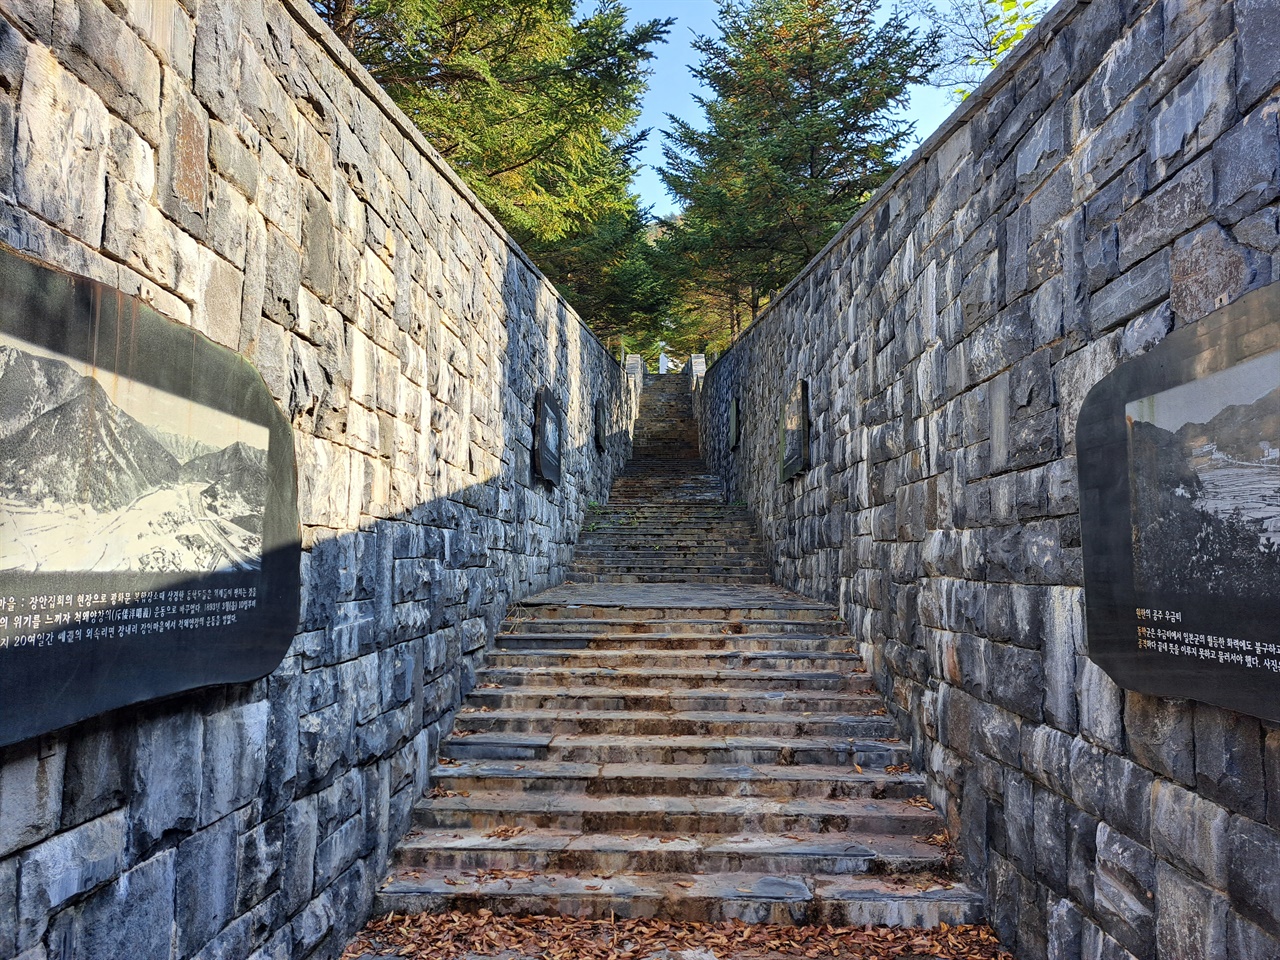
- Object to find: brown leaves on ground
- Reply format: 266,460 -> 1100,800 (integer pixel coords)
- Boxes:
342,911 -> 1013,960
483,825 -> 527,840
904,796 -> 936,811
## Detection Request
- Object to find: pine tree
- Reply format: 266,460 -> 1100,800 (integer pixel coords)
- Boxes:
659,0 -> 937,342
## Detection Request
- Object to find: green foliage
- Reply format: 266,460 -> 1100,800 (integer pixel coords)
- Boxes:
656,0 -> 938,347
314,0 -> 681,354
922,0 -> 1045,97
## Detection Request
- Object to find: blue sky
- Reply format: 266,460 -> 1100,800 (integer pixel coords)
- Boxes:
624,0 -> 957,218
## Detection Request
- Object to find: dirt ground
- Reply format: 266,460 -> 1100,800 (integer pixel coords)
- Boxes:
341,910 -> 1014,960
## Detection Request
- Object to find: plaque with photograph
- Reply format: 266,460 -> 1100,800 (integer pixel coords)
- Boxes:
729,397 -> 740,451
0,249 -> 301,747
1078,283 -> 1280,722
534,387 -> 564,485
778,380 -> 810,482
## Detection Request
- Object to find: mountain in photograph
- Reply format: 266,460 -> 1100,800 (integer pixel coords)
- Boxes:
182,441 -> 269,533
1177,384 -> 1280,463
0,376 -> 181,511
152,427 -> 218,464
0,344 -> 89,440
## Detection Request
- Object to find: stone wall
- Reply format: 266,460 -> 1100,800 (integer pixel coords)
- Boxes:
697,0 -> 1280,957
0,1 -> 637,958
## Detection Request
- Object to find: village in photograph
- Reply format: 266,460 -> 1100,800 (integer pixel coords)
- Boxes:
0,334 -> 269,575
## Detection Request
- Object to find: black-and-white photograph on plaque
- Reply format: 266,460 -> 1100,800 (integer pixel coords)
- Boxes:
0,334 -> 269,575
0,248 -> 300,748
534,387 -> 564,486
594,397 -> 608,454
778,380 -> 809,482
1078,282 -> 1280,723
1127,350 -> 1280,603
729,397 -> 740,451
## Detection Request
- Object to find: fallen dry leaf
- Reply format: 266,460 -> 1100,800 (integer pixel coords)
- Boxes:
482,825 -> 526,840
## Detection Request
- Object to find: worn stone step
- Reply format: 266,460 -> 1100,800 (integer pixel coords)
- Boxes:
431,760 -> 925,800
483,650 -> 865,671
465,685 -> 886,715
568,572 -> 777,585
518,603 -> 837,622
499,617 -> 845,636
441,732 -> 909,768
375,870 -> 982,927
413,792 -> 933,836
452,707 -> 897,739
494,634 -> 852,652
395,828 -> 947,876
568,565 -> 773,579
474,666 -> 871,692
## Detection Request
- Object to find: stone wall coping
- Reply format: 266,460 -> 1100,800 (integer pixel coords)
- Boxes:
280,0 -> 622,368
705,0 -> 1084,374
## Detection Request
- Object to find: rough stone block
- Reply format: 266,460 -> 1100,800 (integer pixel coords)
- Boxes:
0,742 -> 65,859
15,47 -> 109,244
17,810 -> 127,949
115,0 -> 195,77
1228,909 -> 1280,960
236,814 -> 284,915
1035,786 -> 1069,894
1146,41 -> 1234,182
1103,754 -> 1153,846
1125,692 -> 1195,786
1229,815 -> 1280,937
158,65 -> 209,236
1093,822 -> 1156,957
1268,727 -> 1280,831
1089,249 -> 1171,334
201,699 -> 269,826
1078,658 -> 1125,752
1117,152 -> 1212,270
1156,863 -> 1229,960
1237,0 -> 1280,110
1068,808 -> 1099,914
1194,705 -> 1266,822
0,856 -> 16,958
193,251 -> 245,349
52,0 -> 162,144
1048,898 -> 1083,960
192,0 -> 243,123
263,225 -> 302,330
60,722 -> 128,830
49,851 -> 175,960
1150,778 -> 1228,888
175,815 -> 239,957
131,707 -> 202,852
1171,221 -> 1262,322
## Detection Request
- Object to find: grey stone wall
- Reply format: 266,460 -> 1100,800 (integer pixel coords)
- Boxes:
697,0 -> 1280,957
0,0 -> 637,958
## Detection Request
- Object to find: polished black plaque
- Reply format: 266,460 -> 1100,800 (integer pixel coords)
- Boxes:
0,248 -> 301,747
729,397 -> 740,451
593,397 -> 607,454
778,380 -> 810,481
1079,283 -> 1280,722
533,387 -> 564,485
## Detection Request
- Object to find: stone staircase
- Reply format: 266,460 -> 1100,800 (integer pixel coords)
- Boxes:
375,374 -> 983,926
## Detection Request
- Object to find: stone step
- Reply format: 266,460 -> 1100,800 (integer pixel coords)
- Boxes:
494,634 -> 853,652
498,617 -> 845,636
413,792 -> 933,836
482,649 -> 865,671
451,707 -> 897,739
465,685 -> 886,715
394,828 -> 947,877
474,665 -> 872,691
568,570 -> 768,586
376,871 -> 981,927
440,732 -> 909,768
569,563 -> 772,577
430,759 -> 926,800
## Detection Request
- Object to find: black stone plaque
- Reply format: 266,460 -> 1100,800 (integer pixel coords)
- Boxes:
0,248 -> 301,747
1079,283 -> 1280,722
729,397 -> 740,451
778,380 -> 809,482
533,387 -> 564,485
593,397 -> 607,454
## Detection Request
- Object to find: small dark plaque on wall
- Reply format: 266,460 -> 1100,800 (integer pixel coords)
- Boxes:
778,380 -> 810,482
534,387 -> 564,485
0,248 -> 301,747
593,397 -> 607,454
729,397 -> 740,451
1079,283 -> 1280,723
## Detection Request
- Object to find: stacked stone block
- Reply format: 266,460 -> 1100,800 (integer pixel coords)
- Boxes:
697,0 -> 1280,957
0,0 -> 636,958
